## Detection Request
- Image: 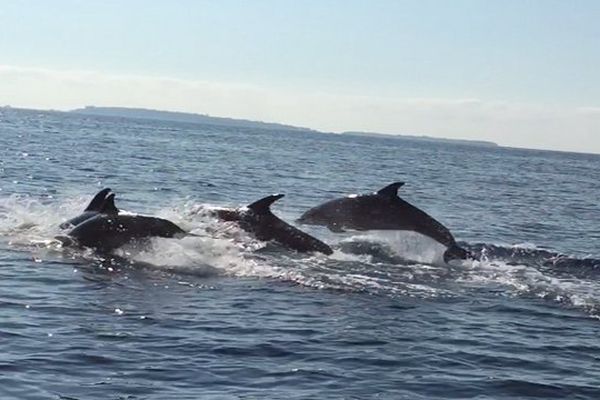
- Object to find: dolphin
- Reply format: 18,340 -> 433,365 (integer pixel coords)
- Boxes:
59,193 -> 188,252
214,194 -> 333,255
59,188 -> 112,229
297,182 -> 472,262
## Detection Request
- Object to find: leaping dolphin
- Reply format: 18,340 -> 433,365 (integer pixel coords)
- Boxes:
214,194 -> 333,255
59,193 -> 188,252
297,182 -> 472,262
59,188 -> 112,229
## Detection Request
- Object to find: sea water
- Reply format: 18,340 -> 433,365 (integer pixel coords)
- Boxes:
0,108 -> 599,399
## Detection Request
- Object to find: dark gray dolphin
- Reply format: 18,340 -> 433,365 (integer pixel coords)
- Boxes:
215,194 -> 333,255
59,193 -> 188,252
59,188 -> 112,229
297,182 -> 472,262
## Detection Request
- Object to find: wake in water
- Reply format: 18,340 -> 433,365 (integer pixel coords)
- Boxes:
1,193 -> 600,317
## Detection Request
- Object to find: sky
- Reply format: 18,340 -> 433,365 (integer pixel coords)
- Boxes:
1,0 -> 599,153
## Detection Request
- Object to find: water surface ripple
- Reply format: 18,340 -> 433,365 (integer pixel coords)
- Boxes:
1,109 -> 599,399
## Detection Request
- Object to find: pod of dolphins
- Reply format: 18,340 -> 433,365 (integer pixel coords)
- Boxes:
57,182 -> 474,263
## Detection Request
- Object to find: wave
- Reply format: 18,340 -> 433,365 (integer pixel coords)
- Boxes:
1,194 -> 599,317
465,242 -> 600,278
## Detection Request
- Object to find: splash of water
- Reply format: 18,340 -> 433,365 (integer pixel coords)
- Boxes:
1,194 -> 600,316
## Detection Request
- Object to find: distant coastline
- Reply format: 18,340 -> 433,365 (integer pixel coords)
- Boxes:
2,104 -> 500,148
67,106 -> 499,148
70,106 -> 315,132
342,131 -> 498,148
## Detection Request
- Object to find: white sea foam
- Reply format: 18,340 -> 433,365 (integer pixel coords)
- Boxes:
1,195 -> 599,315
457,257 -> 600,315
0,194 -> 81,247
342,230 -> 447,265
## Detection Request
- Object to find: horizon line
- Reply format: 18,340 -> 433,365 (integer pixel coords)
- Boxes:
3,103 -> 599,157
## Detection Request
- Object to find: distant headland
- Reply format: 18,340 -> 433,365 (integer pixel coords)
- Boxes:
67,106 -> 499,148
70,106 -> 315,132
342,131 -> 498,147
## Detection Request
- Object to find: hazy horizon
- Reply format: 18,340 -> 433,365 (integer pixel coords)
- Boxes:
10,102 -> 600,156
1,1 -> 599,153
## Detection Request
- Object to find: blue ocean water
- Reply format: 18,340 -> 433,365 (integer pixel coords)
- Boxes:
0,108 -> 599,399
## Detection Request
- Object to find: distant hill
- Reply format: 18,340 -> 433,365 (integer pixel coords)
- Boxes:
68,106 -> 498,147
70,106 -> 314,132
342,131 -> 498,147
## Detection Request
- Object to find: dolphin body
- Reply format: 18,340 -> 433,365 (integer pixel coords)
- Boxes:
60,193 -> 188,252
59,188 -> 112,229
297,182 -> 472,262
215,194 -> 333,255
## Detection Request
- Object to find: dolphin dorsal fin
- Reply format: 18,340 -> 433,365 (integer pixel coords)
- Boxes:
84,188 -> 111,211
100,193 -> 119,214
247,194 -> 285,214
376,182 -> 405,198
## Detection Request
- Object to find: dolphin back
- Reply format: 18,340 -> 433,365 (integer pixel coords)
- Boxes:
215,194 -> 333,255
59,188 -> 112,229
59,211 -> 98,230
270,220 -> 333,255
64,214 -> 188,251
85,188 -> 112,211
247,194 -> 285,214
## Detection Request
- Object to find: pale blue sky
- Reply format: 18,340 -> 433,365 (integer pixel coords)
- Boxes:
1,1 -> 599,152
